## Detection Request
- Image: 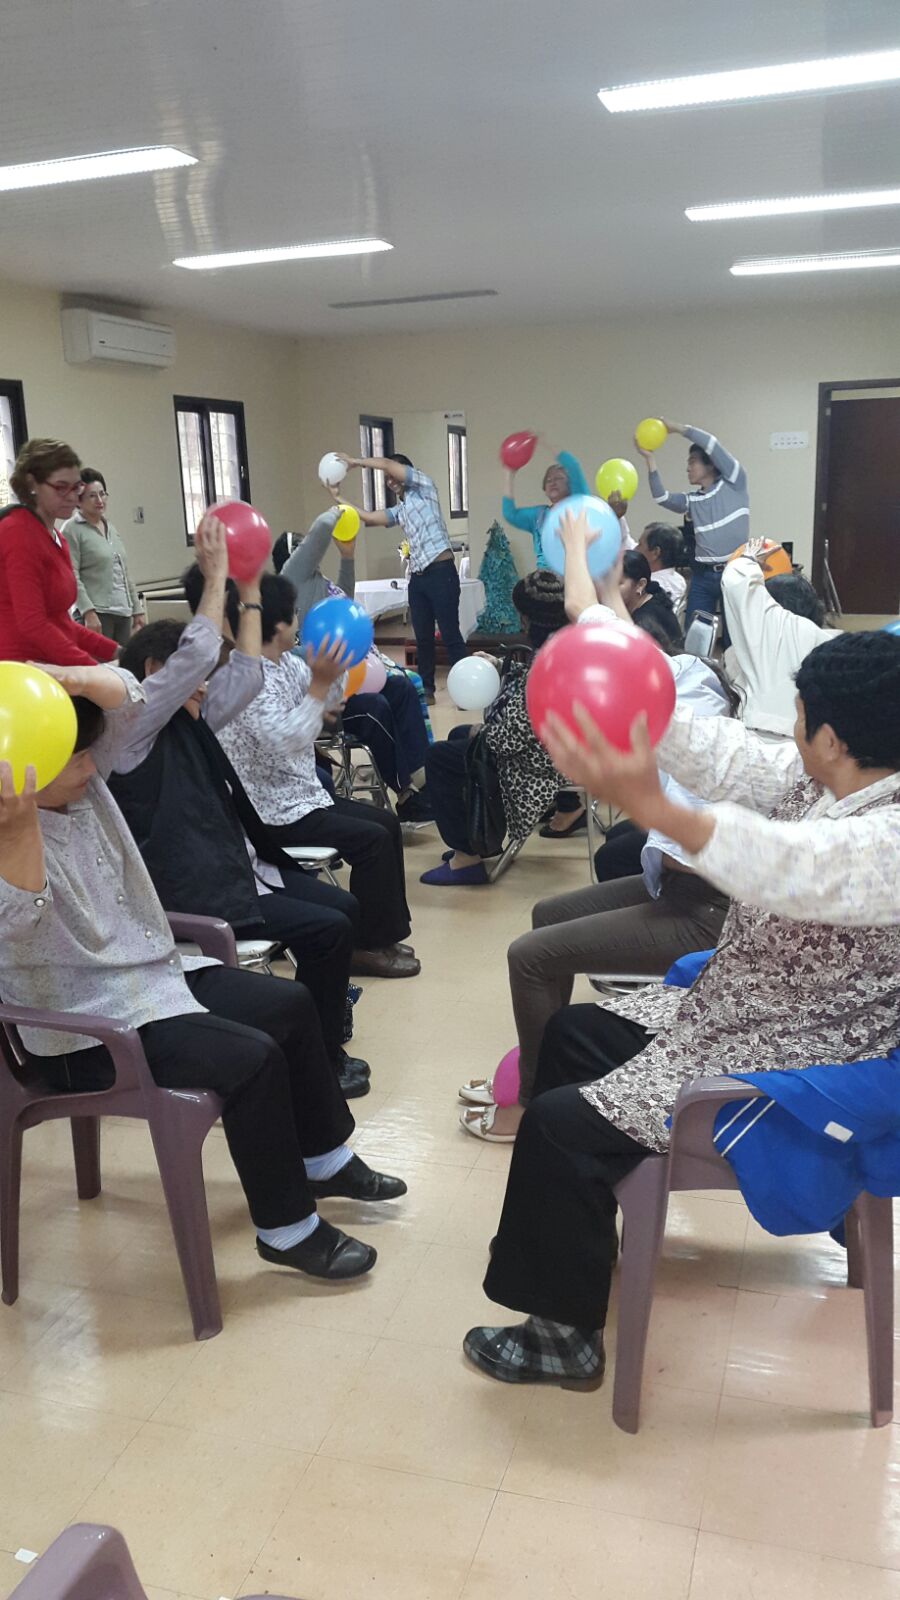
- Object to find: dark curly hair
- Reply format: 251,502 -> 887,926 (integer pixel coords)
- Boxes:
795,631 -> 900,769
512,569 -> 568,647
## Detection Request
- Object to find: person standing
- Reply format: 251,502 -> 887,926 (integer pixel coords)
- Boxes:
0,439 -> 118,667
635,421 -> 749,625
337,452 -> 466,705
61,468 -> 144,645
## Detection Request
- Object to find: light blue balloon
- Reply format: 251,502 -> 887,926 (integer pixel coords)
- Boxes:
541,494 -> 622,581
883,618 -> 900,637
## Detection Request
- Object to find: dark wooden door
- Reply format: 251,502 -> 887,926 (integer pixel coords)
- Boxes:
822,397 -> 900,614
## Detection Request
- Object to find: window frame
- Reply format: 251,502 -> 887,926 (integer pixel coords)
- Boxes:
447,422 -> 468,519
173,394 -> 251,542
359,413 -> 395,512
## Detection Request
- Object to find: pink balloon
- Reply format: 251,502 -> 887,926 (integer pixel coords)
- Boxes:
361,655 -> 388,694
492,1047 -> 520,1107
499,431 -> 537,471
526,621 -> 675,754
209,500 -> 271,582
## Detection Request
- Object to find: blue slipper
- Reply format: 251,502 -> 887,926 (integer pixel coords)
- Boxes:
420,861 -> 489,887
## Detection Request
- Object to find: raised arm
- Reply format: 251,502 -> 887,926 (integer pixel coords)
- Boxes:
282,507 -> 341,588
338,451 -> 407,485
558,510 -> 630,626
0,765 -> 44,893
257,643 -> 350,755
720,548 -> 783,686
665,420 -> 745,487
556,449 -> 589,498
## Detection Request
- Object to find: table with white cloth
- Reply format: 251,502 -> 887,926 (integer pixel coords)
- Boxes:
354,576 -> 486,640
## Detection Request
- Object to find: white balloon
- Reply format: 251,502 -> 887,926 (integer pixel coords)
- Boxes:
447,656 -> 501,712
318,452 -> 347,488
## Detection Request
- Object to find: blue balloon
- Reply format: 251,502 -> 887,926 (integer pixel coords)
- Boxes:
300,595 -> 374,667
541,494 -> 622,580
883,618 -> 900,636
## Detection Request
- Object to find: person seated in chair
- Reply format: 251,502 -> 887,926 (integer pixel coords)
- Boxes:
636,523 -> 686,608
0,674 -> 408,1284
420,571 -> 570,886
106,517 -> 371,1099
463,628 -> 900,1388
215,573 -> 419,980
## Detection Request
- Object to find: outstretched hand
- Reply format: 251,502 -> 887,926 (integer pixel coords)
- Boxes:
194,513 -> 229,582
0,760 -> 38,823
540,704 -> 664,822
306,637 -> 354,695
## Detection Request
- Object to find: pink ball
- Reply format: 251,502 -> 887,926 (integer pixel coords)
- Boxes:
492,1047 -> 520,1107
361,655 -> 388,694
209,500 -> 271,583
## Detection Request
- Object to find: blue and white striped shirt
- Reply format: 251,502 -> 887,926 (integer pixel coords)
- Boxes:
384,467 -> 452,573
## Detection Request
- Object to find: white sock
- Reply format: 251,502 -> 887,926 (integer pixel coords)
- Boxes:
410,767 -> 427,790
257,1213 -> 319,1251
304,1144 -> 354,1181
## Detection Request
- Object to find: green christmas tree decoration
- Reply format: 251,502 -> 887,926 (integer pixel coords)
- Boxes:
474,522 -> 521,634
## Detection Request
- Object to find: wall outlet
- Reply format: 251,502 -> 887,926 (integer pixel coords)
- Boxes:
133,506 -> 145,523
770,431 -> 809,451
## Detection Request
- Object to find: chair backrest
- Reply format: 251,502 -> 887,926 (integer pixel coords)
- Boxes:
683,610 -> 718,657
10,1525 -> 147,1599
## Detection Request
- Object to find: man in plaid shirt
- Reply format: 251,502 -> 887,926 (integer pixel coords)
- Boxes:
338,451 -> 466,703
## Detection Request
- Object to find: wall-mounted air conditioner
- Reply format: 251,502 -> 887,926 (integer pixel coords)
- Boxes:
61,308 -> 176,368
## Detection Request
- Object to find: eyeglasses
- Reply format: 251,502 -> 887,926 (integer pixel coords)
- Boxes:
44,481 -> 82,496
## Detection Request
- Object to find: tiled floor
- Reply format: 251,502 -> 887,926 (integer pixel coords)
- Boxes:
2,688 -> 898,1600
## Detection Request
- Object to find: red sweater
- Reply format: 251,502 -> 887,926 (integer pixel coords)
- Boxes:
0,507 -> 119,666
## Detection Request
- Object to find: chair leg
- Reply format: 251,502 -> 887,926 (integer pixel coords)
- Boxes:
611,1157 -> 671,1434
844,1205 -> 864,1289
148,1105 -> 223,1341
855,1193 -> 894,1427
0,1118 -> 23,1306
486,835 -> 527,883
70,1116 -> 101,1200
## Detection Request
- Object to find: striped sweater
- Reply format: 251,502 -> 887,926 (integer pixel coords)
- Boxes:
649,425 -> 749,562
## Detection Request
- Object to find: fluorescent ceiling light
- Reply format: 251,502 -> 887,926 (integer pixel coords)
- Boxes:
598,48 -> 900,113
173,239 -> 393,270
0,146 -> 196,192
731,248 -> 900,276
688,186 -> 900,222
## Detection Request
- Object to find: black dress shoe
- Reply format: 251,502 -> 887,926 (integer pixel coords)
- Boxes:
256,1218 -> 377,1280
308,1152 -> 408,1202
338,1061 -> 370,1099
339,1050 -> 371,1080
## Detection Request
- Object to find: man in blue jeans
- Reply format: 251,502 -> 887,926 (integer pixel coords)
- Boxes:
338,451 -> 467,703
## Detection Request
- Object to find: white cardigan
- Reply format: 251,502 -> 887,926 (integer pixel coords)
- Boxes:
722,555 -> 840,737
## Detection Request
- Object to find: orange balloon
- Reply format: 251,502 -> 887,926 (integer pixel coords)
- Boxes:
728,541 -> 792,579
344,661 -> 366,696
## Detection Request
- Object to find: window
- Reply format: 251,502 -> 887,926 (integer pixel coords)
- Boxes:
359,414 -> 395,512
174,396 -> 250,540
447,423 -> 468,518
0,380 -> 28,508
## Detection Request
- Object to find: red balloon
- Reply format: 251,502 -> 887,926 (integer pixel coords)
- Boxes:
526,621 -> 675,754
499,431 -> 537,471
209,500 -> 271,582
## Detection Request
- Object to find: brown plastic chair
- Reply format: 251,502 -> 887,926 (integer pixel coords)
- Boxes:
0,913 -> 237,1342
9,1523 -> 300,1599
612,1075 -> 895,1433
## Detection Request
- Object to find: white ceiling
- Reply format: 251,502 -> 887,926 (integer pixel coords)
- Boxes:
3,0 -> 900,336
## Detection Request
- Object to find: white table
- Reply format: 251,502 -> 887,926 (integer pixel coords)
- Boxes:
354,576 -> 486,640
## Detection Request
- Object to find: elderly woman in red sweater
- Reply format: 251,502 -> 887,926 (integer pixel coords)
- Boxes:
0,439 -> 119,666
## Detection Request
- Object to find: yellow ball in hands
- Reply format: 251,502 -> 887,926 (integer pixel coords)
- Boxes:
635,417 -> 667,452
595,458 -> 639,503
0,663 -> 77,793
333,505 -> 360,543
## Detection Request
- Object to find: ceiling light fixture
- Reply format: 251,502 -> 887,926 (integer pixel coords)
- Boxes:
598,48 -> 900,113
330,289 -> 498,308
0,146 -> 196,192
688,186 -> 900,221
173,238 -> 393,270
731,248 -> 900,276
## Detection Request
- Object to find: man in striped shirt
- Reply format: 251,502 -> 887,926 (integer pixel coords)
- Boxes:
635,421 -> 749,626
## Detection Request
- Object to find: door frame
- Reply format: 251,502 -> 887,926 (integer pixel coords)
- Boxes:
812,377 -> 900,592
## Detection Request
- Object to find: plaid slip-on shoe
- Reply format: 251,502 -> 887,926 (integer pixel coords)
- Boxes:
463,1317 -> 605,1390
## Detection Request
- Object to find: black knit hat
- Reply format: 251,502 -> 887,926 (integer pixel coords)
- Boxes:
512,569 -> 567,633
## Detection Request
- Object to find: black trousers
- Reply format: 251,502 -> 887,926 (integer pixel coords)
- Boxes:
268,797 -> 411,949
593,820 -> 648,883
425,724 -> 480,854
408,558 -> 467,693
240,868 -> 359,1067
343,673 -> 430,793
27,967 -> 355,1231
483,1004 -> 656,1330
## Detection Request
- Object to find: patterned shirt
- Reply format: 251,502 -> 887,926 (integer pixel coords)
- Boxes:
583,711 -> 900,1149
217,652 -> 341,826
384,468 -> 452,573
0,677 -> 218,1057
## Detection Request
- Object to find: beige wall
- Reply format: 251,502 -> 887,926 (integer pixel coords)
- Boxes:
293,301 -> 900,580
0,277 -> 299,587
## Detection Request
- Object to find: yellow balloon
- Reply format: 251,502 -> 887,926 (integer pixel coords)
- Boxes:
595,457 -> 639,503
635,417 -> 667,452
333,504 -> 361,542
0,663 -> 77,793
